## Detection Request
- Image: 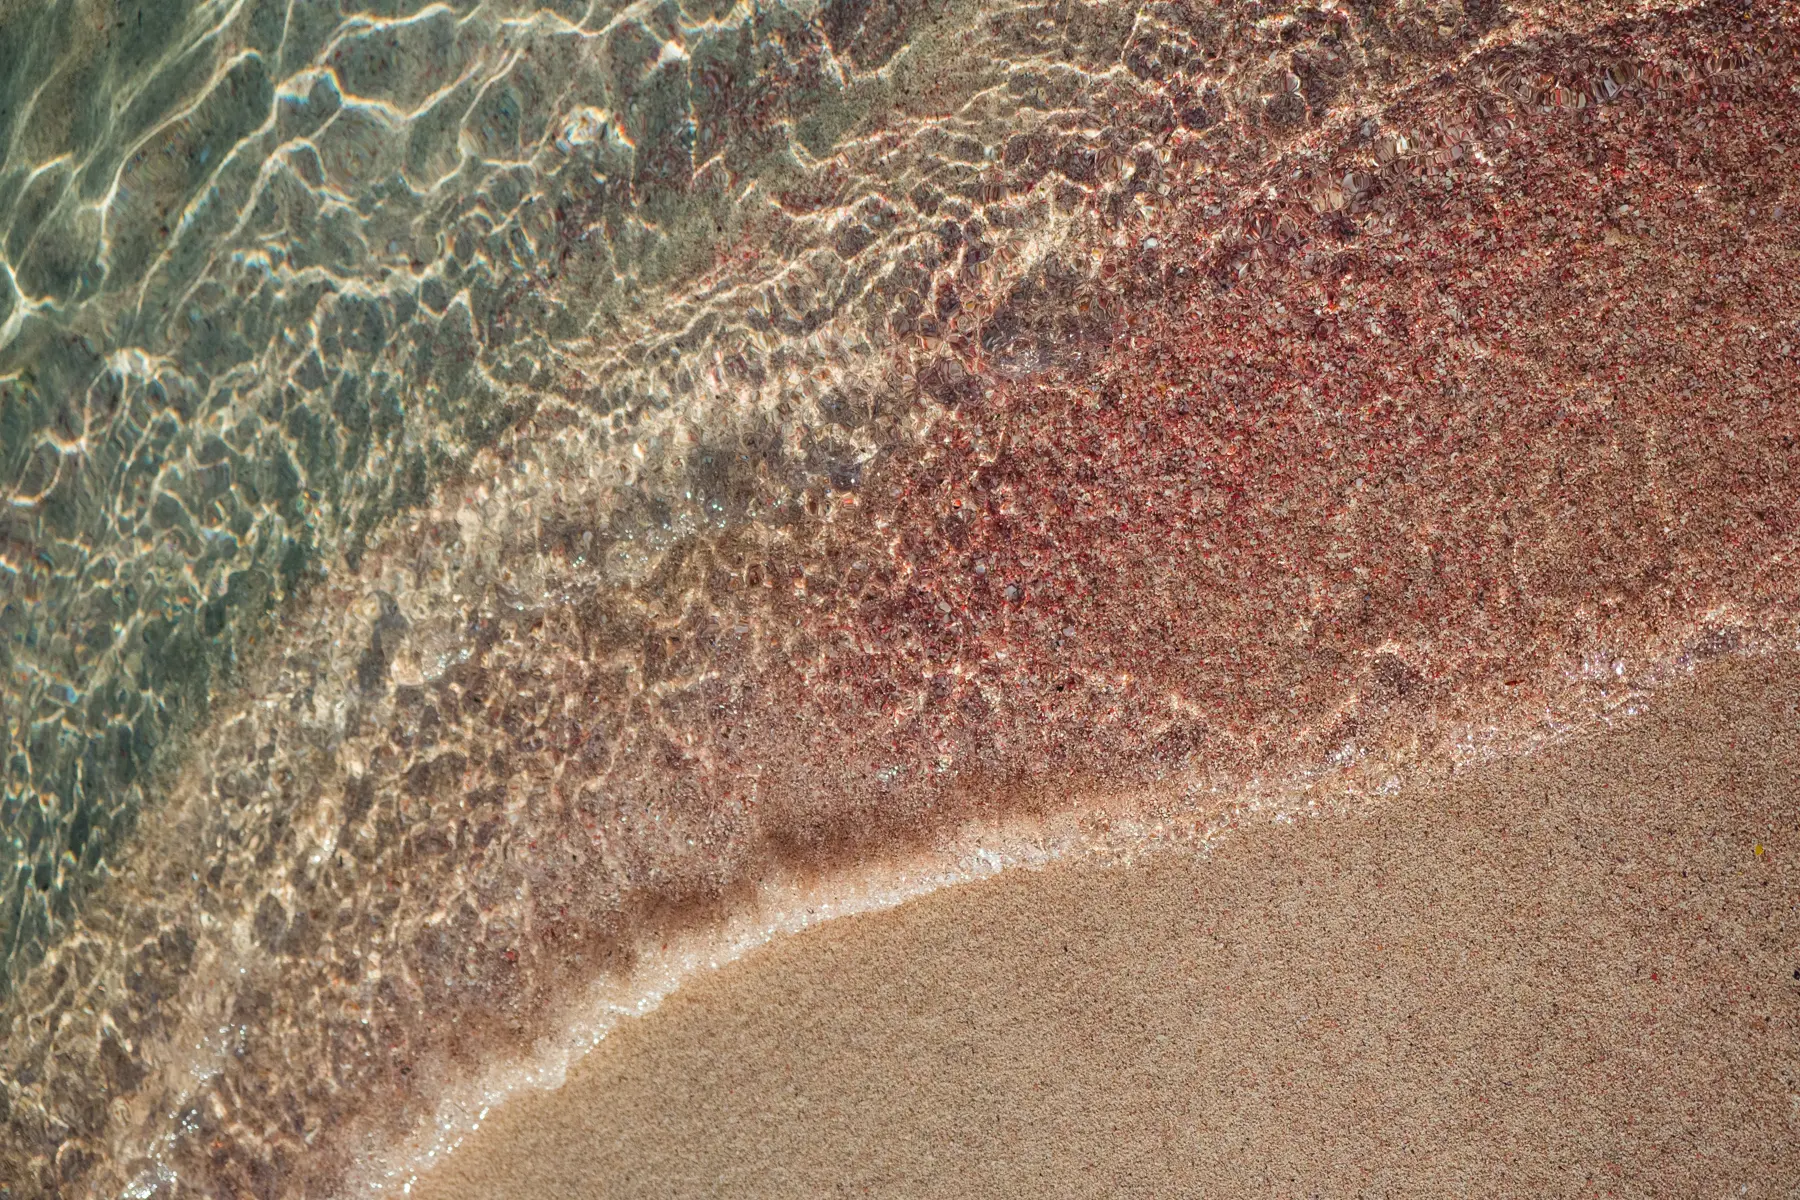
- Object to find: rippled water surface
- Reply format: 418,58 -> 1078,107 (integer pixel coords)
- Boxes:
2,0 -> 1799,1194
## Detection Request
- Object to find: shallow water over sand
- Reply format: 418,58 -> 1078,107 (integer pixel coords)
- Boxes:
3,0 -> 1799,1194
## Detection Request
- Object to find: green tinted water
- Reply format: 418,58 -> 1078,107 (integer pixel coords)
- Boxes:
0,0 -> 1024,997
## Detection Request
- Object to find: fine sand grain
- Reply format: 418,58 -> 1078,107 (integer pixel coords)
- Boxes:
413,653 -> 1800,1198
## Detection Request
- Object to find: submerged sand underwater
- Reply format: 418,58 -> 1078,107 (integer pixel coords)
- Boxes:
1,0 -> 1799,1195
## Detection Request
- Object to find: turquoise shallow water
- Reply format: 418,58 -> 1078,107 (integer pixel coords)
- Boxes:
4,0 -> 1800,1195
0,0 -> 1001,997
1,0 -> 623,992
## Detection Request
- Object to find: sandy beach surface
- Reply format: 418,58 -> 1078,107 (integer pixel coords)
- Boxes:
413,652 -> 1800,1198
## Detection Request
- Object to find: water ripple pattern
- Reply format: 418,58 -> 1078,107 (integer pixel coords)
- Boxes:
0,0 -> 1119,996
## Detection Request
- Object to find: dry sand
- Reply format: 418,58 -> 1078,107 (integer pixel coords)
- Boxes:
413,653 -> 1800,1198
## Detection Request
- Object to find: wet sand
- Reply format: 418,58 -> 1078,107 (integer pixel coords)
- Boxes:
414,651 -> 1800,1198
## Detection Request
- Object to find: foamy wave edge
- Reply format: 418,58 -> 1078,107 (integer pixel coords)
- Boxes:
337,604 -> 1799,1197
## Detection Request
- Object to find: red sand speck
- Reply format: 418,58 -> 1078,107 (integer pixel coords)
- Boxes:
732,6 -> 1800,846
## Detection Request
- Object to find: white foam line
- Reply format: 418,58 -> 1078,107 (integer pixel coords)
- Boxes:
350,819 -> 1086,1195
335,604 -> 1800,1198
